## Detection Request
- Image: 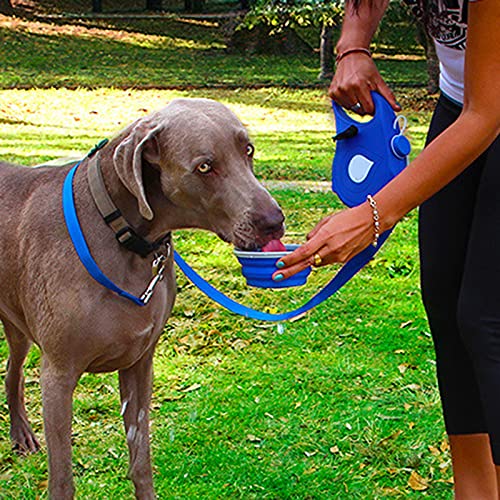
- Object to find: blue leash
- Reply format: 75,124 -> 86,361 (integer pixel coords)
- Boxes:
62,92 -> 407,320
62,160 -> 391,318
173,231 -> 390,321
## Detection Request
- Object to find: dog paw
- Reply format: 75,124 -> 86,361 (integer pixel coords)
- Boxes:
11,425 -> 41,454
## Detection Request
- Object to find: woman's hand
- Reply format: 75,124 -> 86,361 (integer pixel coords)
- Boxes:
329,53 -> 400,116
272,203 -> 375,281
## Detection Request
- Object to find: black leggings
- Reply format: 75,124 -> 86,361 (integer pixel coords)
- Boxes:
419,94 -> 500,463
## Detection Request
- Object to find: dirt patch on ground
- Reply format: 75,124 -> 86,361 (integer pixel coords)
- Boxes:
395,88 -> 439,112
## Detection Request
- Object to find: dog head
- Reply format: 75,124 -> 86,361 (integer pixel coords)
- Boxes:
112,98 -> 285,250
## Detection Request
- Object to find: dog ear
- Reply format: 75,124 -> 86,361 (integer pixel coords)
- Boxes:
112,119 -> 164,221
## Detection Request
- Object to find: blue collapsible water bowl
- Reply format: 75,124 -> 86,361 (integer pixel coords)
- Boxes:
234,244 -> 312,289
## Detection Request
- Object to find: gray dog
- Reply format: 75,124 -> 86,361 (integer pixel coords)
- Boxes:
0,98 -> 284,499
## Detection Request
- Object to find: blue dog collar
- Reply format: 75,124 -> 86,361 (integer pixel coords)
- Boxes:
63,161 -> 148,306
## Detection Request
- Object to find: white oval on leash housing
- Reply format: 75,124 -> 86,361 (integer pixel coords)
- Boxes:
347,154 -> 374,183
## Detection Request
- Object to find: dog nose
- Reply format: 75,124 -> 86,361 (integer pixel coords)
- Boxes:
253,208 -> 285,236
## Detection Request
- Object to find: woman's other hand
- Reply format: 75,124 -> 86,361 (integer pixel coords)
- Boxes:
272,203 -> 375,281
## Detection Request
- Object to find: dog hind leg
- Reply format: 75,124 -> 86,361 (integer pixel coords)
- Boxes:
2,319 -> 40,453
119,348 -> 156,500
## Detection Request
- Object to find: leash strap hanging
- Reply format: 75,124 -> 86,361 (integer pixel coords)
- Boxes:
64,155 -> 390,317
64,91 -> 406,319
173,229 -> 391,322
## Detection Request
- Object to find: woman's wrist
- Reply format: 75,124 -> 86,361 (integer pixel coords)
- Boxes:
363,194 -> 403,235
366,195 -> 380,246
335,47 -> 372,65
335,38 -> 371,57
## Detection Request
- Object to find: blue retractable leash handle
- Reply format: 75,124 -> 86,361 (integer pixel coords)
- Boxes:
332,92 -> 409,207
172,91 -> 410,321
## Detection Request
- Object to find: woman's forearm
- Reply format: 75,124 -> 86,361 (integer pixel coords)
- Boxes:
274,0 -> 499,279
377,109 -> 500,232
378,0 -> 500,229
336,0 -> 389,54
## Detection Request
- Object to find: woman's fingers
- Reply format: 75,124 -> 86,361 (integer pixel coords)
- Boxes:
272,258 -> 314,282
329,55 -> 400,115
274,223 -> 334,280
277,238 -> 320,269
274,204 -> 376,280
354,88 -> 373,115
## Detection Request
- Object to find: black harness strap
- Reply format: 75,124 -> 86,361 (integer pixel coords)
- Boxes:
87,154 -> 170,258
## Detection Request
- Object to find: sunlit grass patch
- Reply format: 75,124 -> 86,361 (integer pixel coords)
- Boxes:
0,87 -> 429,179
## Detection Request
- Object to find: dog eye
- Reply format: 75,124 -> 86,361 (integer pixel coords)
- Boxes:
246,144 -> 255,157
197,162 -> 213,174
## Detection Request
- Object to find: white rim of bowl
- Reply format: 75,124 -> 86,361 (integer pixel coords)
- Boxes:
233,244 -> 300,259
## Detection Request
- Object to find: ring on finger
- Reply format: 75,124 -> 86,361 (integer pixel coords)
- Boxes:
350,102 -> 363,112
312,253 -> 322,267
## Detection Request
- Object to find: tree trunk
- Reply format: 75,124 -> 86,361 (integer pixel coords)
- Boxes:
226,22 -> 313,56
0,0 -> 14,15
92,0 -> 102,13
318,23 -> 334,80
415,21 -> 439,94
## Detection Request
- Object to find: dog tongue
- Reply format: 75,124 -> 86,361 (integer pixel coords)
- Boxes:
261,239 -> 287,252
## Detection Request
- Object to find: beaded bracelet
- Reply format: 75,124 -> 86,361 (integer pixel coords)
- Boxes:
335,47 -> 372,65
366,195 -> 380,247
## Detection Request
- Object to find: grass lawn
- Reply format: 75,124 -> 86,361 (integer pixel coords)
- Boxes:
0,87 -> 452,498
0,7 -> 452,498
0,14 -> 427,90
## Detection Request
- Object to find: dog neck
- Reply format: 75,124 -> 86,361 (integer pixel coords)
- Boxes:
88,149 -> 171,256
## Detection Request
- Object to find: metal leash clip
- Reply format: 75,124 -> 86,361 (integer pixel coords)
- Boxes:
140,254 -> 167,304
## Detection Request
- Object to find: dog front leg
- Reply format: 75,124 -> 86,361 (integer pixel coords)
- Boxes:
40,358 -> 79,500
119,348 -> 156,500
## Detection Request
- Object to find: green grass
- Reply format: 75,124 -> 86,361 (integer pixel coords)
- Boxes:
0,87 -> 451,498
0,15 -> 427,90
0,10 -> 444,496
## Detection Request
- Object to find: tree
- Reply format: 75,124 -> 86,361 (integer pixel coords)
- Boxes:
319,23 -> 334,80
92,0 -> 164,14
230,0 -> 341,64
415,22 -> 439,93
184,0 -> 204,14
0,0 -> 14,15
